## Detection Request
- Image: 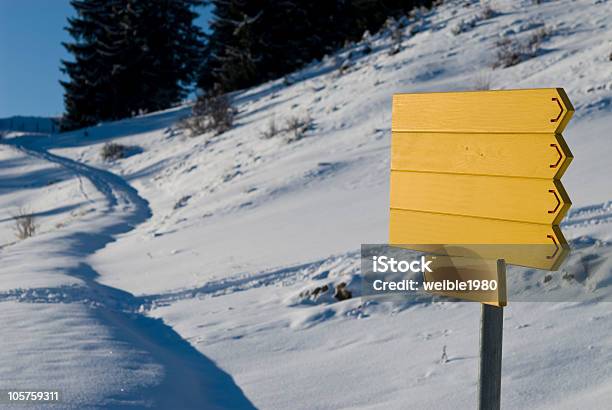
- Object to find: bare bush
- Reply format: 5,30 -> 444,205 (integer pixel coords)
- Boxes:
13,208 -> 36,240
452,19 -> 475,35
389,27 -> 403,55
259,114 -> 314,143
284,115 -> 314,143
452,4 -> 497,36
494,25 -> 551,69
178,115 -> 206,137
472,71 -> 492,90
383,17 -> 403,56
479,5 -> 496,20
338,58 -> 353,75
100,142 -> 126,161
527,26 -> 551,49
260,117 -> 280,139
493,37 -> 523,68
181,87 -> 236,137
197,92 -> 235,133
361,30 -> 373,55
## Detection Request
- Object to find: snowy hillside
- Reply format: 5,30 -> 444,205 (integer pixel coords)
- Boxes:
1,0 -> 612,408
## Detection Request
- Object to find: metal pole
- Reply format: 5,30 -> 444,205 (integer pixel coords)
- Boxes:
478,259 -> 505,410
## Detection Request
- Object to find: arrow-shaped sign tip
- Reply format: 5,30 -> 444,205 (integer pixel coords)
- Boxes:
553,88 -> 575,133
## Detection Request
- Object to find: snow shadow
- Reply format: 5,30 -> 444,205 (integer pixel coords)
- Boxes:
0,203 -> 85,224
0,165 -> 71,193
68,263 -> 257,409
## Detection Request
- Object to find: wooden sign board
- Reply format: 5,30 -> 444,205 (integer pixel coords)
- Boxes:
391,132 -> 572,179
389,89 -> 574,297
392,88 -> 573,133
390,172 -> 570,224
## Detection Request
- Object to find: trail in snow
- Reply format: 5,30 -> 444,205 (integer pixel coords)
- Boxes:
2,140 -> 256,409
562,201 -> 612,228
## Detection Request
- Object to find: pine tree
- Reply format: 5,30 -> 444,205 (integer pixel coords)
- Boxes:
60,0 -> 204,131
60,0 -> 118,130
198,1 -> 429,93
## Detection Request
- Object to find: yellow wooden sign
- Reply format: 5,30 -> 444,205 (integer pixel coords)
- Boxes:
390,172 -> 570,224
392,88 -> 573,134
391,132 -> 572,179
389,88 -> 574,273
389,210 -> 567,269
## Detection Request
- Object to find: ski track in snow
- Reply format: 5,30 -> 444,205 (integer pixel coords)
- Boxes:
0,140 -> 256,409
562,201 -> 612,229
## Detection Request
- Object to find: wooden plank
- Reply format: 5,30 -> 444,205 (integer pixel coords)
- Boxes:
389,209 -> 568,269
391,132 -> 572,179
392,88 -> 574,134
424,256 -> 507,307
390,171 -> 571,224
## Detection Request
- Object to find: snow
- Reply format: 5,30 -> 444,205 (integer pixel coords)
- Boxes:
1,0 -> 612,408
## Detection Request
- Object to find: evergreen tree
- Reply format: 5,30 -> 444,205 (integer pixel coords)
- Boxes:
61,0 -> 204,131
199,0 -> 430,92
60,0 -> 117,130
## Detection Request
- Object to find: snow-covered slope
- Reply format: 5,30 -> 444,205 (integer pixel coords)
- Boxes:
1,0 -> 612,408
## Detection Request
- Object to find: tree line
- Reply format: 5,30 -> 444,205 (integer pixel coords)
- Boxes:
61,0 -> 431,131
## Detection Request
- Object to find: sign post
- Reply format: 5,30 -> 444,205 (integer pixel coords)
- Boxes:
478,260 -> 505,410
389,89 -> 575,409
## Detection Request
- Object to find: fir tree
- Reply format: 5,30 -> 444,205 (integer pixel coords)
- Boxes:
60,0 -> 204,131
60,0 -> 117,130
199,0 -> 430,93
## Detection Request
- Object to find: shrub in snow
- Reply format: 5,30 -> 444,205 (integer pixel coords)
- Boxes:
284,115 -> 314,143
299,284 -> 330,301
389,26 -> 403,55
339,58 -> 353,75
13,208 -> 36,240
478,5 -> 497,20
451,5 -> 497,36
493,26 -> 551,69
472,71 -> 492,90
181,88 -> 236,137
527,26 -> 551,48
100,142 -> 127,161
334,282 -> 352,301
260,114 -> 314,143
382,16 -> 404,55
451,17 -> 477,35
195,91 -> 235,134
494,37 -> 523,67
361,30 -> 372,54
260,117 -> 280,139
562,272 -> 575,281
296,280 -> 356,305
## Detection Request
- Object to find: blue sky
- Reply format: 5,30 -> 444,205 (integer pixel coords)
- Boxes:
0,1 -> 211,118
